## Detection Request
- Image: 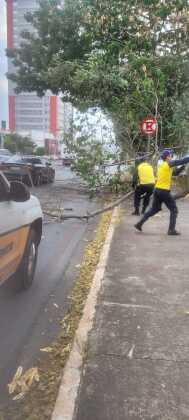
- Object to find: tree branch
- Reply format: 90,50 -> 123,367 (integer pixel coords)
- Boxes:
44,187 -> 189,223
43,190 -> 134,222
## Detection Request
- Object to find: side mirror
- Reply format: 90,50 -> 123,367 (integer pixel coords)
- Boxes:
46,162 -> 51,166
9,181 -> 30,202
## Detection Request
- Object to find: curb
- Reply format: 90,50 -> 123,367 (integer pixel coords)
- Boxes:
51,207 -> 119,420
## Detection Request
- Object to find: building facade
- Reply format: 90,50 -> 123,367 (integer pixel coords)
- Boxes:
6,0 -> 73,142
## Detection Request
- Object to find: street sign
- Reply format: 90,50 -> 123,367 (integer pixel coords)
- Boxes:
141,116 -> 158,135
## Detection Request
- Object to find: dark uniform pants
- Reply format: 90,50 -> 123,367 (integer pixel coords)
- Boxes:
134,184 -> 154,214
140,188 -> 178,232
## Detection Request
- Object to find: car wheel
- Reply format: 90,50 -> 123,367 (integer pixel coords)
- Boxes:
16,230 -> 38,290
34,174 -> 42,186
49,173 -> 55,183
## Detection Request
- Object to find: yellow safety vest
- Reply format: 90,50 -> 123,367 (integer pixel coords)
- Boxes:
138,162 -> 155,185
156,161 -> 173,190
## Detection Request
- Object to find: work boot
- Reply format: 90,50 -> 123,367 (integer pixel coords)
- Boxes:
168,230 -> 181,236
132,211 -> 140,216
134,222 -> 142,232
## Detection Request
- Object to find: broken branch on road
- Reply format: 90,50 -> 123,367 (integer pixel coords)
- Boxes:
43,187 -> 189,223
43,190 -> 134,222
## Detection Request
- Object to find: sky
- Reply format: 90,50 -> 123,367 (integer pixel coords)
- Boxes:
0,0 -> 8,125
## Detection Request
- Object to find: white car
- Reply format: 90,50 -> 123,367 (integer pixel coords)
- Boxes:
0,171 -> 43,290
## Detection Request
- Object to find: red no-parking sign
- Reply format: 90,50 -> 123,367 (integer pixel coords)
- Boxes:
141,116 -> 158,135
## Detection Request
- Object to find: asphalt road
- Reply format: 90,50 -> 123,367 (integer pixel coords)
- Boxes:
0,167 -> 98,407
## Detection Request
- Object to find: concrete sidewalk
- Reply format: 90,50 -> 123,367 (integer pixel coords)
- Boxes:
74,198 -> 189,420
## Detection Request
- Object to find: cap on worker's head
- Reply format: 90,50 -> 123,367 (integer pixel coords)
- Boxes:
161,149 -> 173,160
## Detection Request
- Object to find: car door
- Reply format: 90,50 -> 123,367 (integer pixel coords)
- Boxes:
0,176 -> 30,285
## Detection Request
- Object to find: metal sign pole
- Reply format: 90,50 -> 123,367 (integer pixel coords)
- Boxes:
147,134 -> 151,153
141,116 -> 158,155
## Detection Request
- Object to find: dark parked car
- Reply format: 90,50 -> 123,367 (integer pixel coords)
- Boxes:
1,155 -> 55,186
21,156 -> 55,185
0,155 -> 33,186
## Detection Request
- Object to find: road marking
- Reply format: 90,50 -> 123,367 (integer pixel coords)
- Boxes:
103,302 -> 154,310
51,207 -> 119,420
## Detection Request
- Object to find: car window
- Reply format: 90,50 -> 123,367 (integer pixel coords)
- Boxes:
0,156 -> 10,163
0,149 -> 12,156
6,155 -> 23,164
22,158 -> 42,164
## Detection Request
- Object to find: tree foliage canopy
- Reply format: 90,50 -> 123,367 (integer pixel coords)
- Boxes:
7,0 -> 189,154
4,133 -> 36,154
35,146 -> 45,156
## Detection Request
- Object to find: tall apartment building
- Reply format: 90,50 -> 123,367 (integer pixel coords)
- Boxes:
6,0 -> 73,140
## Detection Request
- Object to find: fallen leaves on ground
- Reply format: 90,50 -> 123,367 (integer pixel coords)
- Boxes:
40,347 -> 53,353
8,367 -> 39,400
4,210 -> 114,420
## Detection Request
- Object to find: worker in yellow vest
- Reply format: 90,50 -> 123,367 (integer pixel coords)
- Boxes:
135,149 -> 189,235
132,157 -> 155,215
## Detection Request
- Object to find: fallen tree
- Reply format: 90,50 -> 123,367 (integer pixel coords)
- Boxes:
43,190 -> 134,221
43,187 -> 189,223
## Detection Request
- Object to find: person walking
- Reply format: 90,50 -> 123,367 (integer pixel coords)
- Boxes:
132,157 -> 155,215
134,149 -> 189,235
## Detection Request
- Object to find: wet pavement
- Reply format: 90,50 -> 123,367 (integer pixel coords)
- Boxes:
0,166 -> 99,408
74,198 -> 189,420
